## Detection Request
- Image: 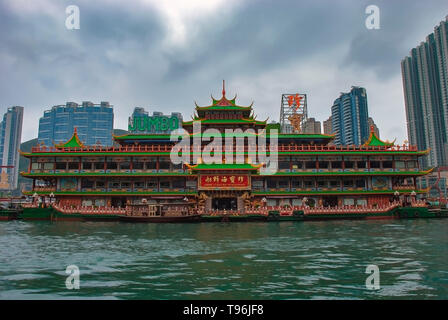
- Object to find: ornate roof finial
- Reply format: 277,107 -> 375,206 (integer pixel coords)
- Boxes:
222,79 -> 226,97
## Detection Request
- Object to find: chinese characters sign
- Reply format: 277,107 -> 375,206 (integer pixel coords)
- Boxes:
199,174 -> 250,190
287,94 -> 304,112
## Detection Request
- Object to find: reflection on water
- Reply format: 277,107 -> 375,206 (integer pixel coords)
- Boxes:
0,219 -> 447,299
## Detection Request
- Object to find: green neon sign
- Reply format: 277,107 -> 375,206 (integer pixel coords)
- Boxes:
128,115 -> 180,133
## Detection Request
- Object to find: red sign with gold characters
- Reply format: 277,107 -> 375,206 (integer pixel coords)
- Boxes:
199,174 -> 250,190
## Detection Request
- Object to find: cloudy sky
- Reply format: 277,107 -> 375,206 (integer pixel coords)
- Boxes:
1,0 -> 447,143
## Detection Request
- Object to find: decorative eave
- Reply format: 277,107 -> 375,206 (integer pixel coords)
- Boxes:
54,128 -> 85,148
363,126 -> 395,147
182,118 -> 267,126
185,163 -> 263,172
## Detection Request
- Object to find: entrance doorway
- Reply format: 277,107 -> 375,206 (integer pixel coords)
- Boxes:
322,196 -> 338,207
111,197 -> 127,208
212,197 -> 237,210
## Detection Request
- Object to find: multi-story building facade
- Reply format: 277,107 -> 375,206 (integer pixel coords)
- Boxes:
38,101 -> 114,147
323,116 -> 333,135
368,117 -> 380,138
303,117 -> 321,134
401,16 -> 448,169
0,106 -> 24,190
331,86 -> 370,146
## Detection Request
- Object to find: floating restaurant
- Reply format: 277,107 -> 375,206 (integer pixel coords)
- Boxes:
13,84 -> 447,222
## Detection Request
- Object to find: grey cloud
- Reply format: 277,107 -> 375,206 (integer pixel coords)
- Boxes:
0,0 -> 447,144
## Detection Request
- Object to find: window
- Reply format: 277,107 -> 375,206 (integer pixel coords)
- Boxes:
159,157 -> 170,170
107,162 -> 117,170
267,179 -> 277,189
95,162 -> 104,170
120,162 -> 131,170
370,161 -> 381,168
55,162 -> 66,170
121,182 -> 131,189
344,161 -> 354,169
42,163 -> 53,170
355,179 -> 365,188
31,163 -> 40,170
343,180 -> 354,188
357,198 -> 367,206
96,181 -> 105,188
147,180 -> 157,189
160,180 -> 170,189
81,179 -> 94,188
110,181 -> 120,189
68,162 -> 79,170
317,180 -> 326,188
278,179 -> 289,189
329,180 -> 340,188
172,179 -> 184,189
305,161 -> 316,169
279,157 -> 290,170
133,162 -> 144,170
303,180 -> 314,188
134,181 -> 144,189
332,161 -> 342,169
395,161 -> 406,169
318,161 -> 329,169
82,162 -> 92,170
291,158 -> 303,169
357,161 -> 367,169
291,179 -> 302,188
407,161 -> 417,169
146,160 -> 157,170
383,161 -> 393,169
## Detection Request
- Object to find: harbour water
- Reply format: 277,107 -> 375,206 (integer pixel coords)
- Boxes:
0,219 -> 447,299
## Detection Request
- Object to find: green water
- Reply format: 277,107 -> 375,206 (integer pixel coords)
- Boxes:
0,219 -> 447,299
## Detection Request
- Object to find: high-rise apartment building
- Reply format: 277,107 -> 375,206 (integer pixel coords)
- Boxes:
331,86 -> 370,146
302,117 -> 321,134
0,106 -> 24,190
323,116 -> 333,135
401,16 -> 448,168
368,117 -> 380,138
38,101 -> 114,147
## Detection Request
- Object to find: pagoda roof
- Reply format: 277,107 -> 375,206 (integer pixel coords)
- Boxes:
195,80 -> 253,111
363,127 -> 395,147
54,128 -> 85,148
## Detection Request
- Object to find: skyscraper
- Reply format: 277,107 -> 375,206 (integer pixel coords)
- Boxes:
331,86 -> 370,146
401,16 -> 448,168
323,116 -> 333,135
302,117 -> 321,134
368,117 -> 380,138
0,106 -> 24,190
38,101 -> 114,147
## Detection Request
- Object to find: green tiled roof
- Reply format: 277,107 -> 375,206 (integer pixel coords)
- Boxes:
182,119 -> 266,125
186,163 -> 261,171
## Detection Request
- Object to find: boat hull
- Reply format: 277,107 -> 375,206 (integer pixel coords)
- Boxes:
3,206 -> 446,223
120,214 -> 202,223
